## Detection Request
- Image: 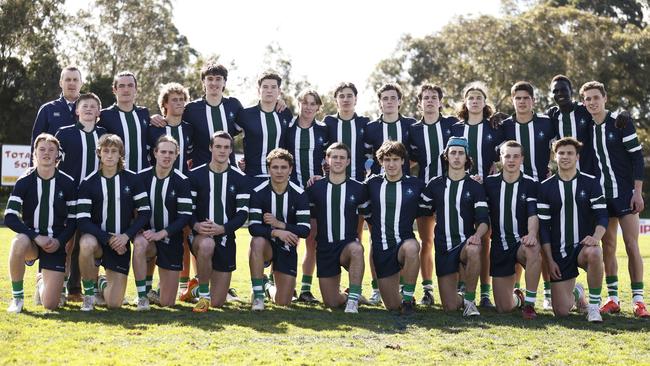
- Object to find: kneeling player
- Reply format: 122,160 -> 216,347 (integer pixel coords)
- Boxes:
5,134 -> 77,313
421,137 -> 489,316
134,136 -> 192,309
485,141 -> 542,319
538,137 -> 607,322
307,143 -> 367,313
364,141 -> 423,315
249,149 -> 310,310
185,132 -> 250,312
77,134 -> 151,311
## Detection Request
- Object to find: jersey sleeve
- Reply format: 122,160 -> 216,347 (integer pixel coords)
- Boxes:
223,175 -> 251,235
589,178 -> 609,230
188,170 -> 205,228
77,179 -> 111,245
125,175 -> 151,240
55,178 -> 78,244
284,191 -> 311,238
536,184 -> 552,246
473,182 -> 490,226
526,181 -> 539,218
164,176 -> 192,237
4,178 -> 39,239
248,190 -> 272,239
31,104 -> 49,149
621,118 -> 644,181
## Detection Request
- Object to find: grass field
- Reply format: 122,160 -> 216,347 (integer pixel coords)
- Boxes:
0,227 -> 649,365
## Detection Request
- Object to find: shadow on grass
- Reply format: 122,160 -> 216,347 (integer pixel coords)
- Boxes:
19,300 -> 649,335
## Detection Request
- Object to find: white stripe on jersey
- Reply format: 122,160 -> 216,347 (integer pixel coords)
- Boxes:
149,177 -> 170,230
516,122 -> 538,180
593,124 -> 618,198
166,125 -> 185,171
558,111 -> 580,169
119,112 -> 131,171
380,182 -> 387,250
394,182 -> 403,247
349,119 -> 358,178
79,130 -> 88,181
219,173 -> 228,246
132,113 -> 143,172
338,183 -> 347,241
294,125 -> 315,186
205,105 -> 215,136
424,123 -> 444,181
326,183 -> 333,242
260,111 -> 268,175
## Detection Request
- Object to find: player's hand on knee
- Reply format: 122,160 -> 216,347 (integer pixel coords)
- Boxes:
467,234 -> 481,246
521,234 -> 538,247
580,235 -> 599,247
549,260 -> 562,281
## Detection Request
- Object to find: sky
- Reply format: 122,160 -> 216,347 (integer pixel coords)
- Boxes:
171,0 -> 503,112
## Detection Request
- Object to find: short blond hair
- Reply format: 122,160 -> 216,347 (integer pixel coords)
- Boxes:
158,82 -> 189,116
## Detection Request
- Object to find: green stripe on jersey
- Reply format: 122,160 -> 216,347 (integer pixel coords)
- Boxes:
387,123 -> 398,140
210,105 -> 225,132
124,112 -> 140,171
341,120 -> 353,178
330,183 -> 341,241
384,182 -> 398,247
106,177 -> 116,233
265,112 -> 278,152
84,132 -> 97,177
299,128 -> 311,187
153,178 -> 165,230
426,124 -> 441,176
467,126 -> 479,175
448,180 -> 462,247
274,192 -> 285,221
519,124 -> 533,177
212,172 -> 224,224
562,181 -> 575,253
561,112 -> 573,138
502,181 -> 517,248
37,178 -> 52,235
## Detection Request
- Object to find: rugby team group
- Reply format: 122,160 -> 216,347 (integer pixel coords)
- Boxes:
4,63 -> 648,323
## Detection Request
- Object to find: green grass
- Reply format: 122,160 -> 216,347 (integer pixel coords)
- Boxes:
0,227 -> 649,365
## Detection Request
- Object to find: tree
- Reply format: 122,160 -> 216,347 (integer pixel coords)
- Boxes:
0,0 -> 64,144
64,0 -> 197,111
369,5 -> 650,129
543,0 -> 648,28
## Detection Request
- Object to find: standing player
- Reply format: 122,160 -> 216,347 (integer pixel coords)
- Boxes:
77,134 -> 151,311
537,137 -> 608,322
248,149 -> 311,310
502,81 -> 556,182
421,137 -> 489,316
306,143 -> 367,313
148,83 -> 193,174
183,132 -> 251,312
579,81 -> 648,318
451,82 -> 504,308
134,136 -> 193,309
236,72 -> 293,180
285,89 -> 329,303
364,141 -> 423,315
364,83 -> 416,305
32,66 -> 83,145
5,134 -> 77,313
485,141 -> 542,319
408,83 -> 458,305
98,71 -> 150,172
546,75 -> 595,174
55,93 -> 106,303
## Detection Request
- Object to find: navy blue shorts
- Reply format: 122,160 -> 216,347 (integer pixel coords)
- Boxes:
373,243 -> 402,279
29,244 -> 66,273
316,239 -> 357,278
607,190 -> 634,218
268,238 -> 297,277
155,237 -> 184,271
100,242 -> 131,275
435,242 -> 466,277
550,244 -> 583,283
212,236 -> 237,272
490,241 -> 521,278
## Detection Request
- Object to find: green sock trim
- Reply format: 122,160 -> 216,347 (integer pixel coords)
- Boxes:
464,291 -> 476,302
631,282 -> 644,290
371,279 -> 378,290
300,275 -> 313,293
402,284 -> 415,302
514,282 -> 521,289
11,281 -> 24,299
588,287 -> 602,305
135,280 -> 147,298
480,284 -> 491,298
422,279 -> 433,286
544,281 -> 552,299
98,276 -> 107,291
145,275 -> 153,292
399,276 -> 404,286
252,278 -> 265,299
573,287 -> 581,304
82,280 -> 96,296
198,283 -> 209,298
524,290 -> 537,306
348,284 -> 362,301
